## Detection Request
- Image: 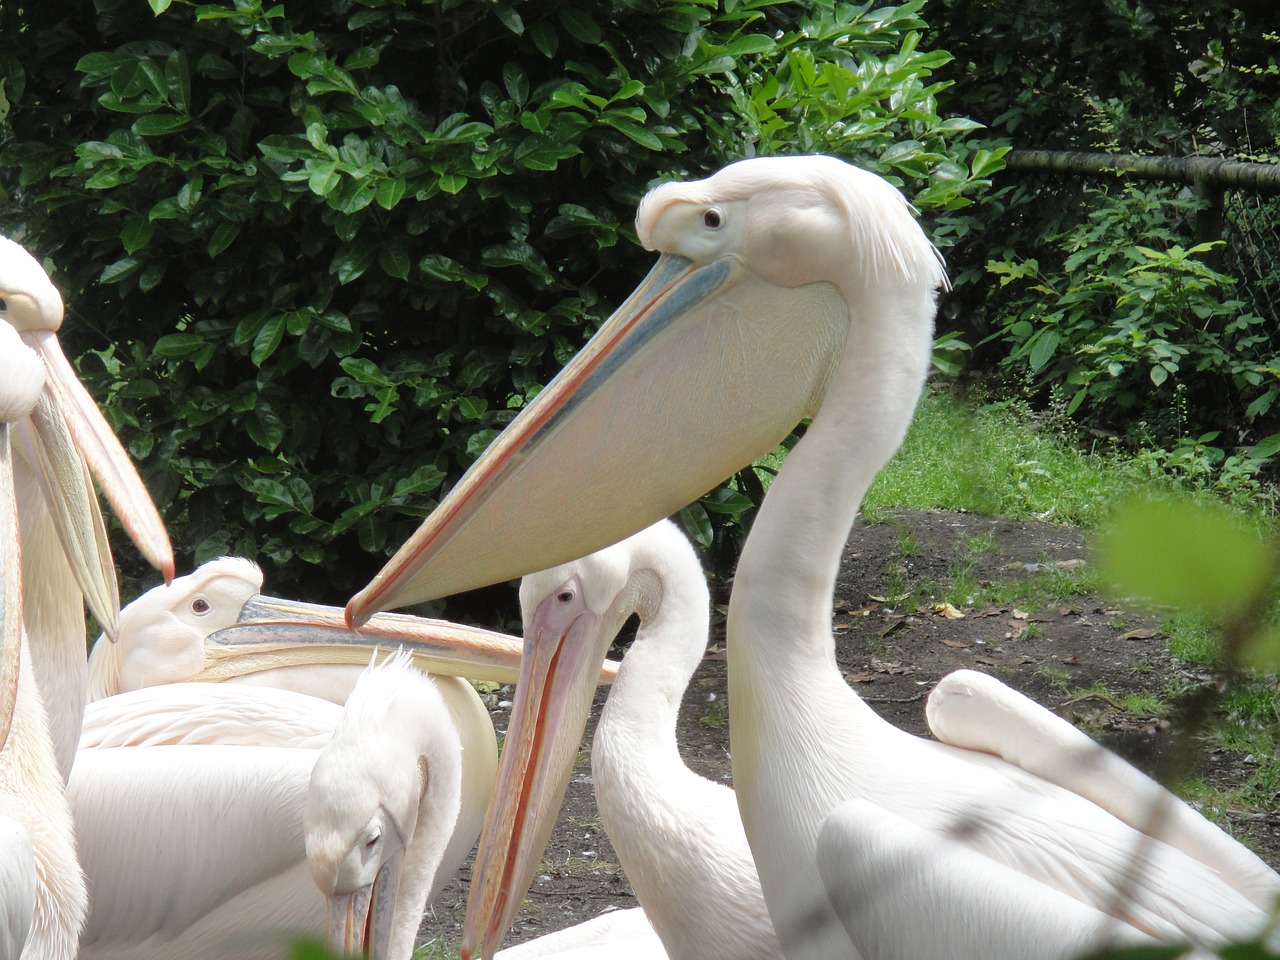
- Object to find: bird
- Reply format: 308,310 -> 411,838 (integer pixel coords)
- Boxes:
465,518 -> 779,960
0,318 -> 89,960
1,233 -> 174,781
492,908 -> 666,960
71,556 -> 560,960
82,553 -> 618,916
304,651 -> 464,960
71,680 -> 342,960
344,155 -> 1280,960
300,646 -> 663,960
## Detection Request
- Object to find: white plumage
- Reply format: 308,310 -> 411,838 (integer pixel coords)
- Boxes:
346,155 -> 1280,960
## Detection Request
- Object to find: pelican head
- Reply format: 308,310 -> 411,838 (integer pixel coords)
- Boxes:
305,654 -> 462,960
88,555 -> 618,699
346,155 -> 946,626
86,557 -> 263,699
0,235 -> 174,639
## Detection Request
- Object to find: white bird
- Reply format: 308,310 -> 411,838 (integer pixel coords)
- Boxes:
74,653 -> 475,960
71,563 -> 551,960
72,681 -> 342,960
346,155 -> 1280,960
1,234 -> 174,781
0,319 -> 89,960
464,518 -> 778,960
305,652 -> 464,960
83,554 -> 616,918
493,908 -> 665,960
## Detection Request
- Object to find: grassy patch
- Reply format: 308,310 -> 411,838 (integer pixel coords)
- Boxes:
863,389 -> 1147,525
413,940 -> 460,960
862,387 -> 1279,530
1067,682 -> 1168,716
536,853 -> 619,876
943,563 -> 1095,614
699,697 -> 728,729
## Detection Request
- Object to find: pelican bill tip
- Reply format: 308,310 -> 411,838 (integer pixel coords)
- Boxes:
343,596 -> 366,630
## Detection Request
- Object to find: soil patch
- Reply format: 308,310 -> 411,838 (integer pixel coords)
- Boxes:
420,509 -> 1280,951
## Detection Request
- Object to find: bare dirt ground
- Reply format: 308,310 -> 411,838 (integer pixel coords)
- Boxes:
419,508 -> 1280,952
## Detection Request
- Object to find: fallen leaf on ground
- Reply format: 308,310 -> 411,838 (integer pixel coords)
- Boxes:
1123,628 -> 1158,640
845,672 -> 875,684
1011,608 -> 1030,620
940,638 -> 971,648
869,593 -> 912,604
870,658 -> 911,675
932,601 -> 966,620
1056,558 -> 1087,569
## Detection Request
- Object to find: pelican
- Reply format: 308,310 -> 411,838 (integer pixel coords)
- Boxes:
493,909 -> 665,960
1,234 -> 173,780
466,518 -> 778,960
305,652 -> 463,960
345,156 -> 1280,959
0,320 -> 88,960
84,555 -> 616,916
71,559 -> 556,960
75,659 -> 471,960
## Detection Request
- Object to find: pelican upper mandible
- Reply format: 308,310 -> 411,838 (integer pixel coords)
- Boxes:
344,155 -> 1280,960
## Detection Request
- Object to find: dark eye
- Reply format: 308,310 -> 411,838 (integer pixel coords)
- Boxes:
0,298 -> 7,312
703,208 -> 723,229
191,598 -> 210,615
365,831 -> 380,849
557,590 -> 574,604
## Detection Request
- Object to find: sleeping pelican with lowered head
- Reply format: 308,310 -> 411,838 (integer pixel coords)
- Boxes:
345,155 -> 1280,960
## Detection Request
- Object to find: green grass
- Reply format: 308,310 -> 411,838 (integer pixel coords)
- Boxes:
860,387 -> 1278,530
943,562 -> 1095,613
412,940 -> 460,960
862,389 -> 1147,526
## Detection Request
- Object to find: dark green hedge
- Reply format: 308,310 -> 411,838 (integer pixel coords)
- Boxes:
0,0 -> 995,614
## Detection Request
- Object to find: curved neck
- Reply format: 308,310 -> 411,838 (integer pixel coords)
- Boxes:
387,696 -> 463,960
729,283 -> 934,674
599,559 -> 710,757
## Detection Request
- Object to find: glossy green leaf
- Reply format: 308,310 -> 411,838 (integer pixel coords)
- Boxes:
374,177 -> 406,210
378,242 -> 410,280
557,8 -> 601,44
251,314 -> 287,365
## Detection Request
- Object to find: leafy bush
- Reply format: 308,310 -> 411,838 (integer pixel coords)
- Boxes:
920,1 -> 1280,492
983,182 -> 1280,465
0,0 -> 995,610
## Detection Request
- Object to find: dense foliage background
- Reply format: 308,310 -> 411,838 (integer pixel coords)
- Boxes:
2,0 -> 1277,619
930,0 -> 1280,482
0,0 -> 996,613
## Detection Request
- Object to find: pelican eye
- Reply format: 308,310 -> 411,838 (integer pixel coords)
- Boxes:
191,598 -> 211,615
703,207 -> 723,229
0,298 -> 7,312
365,830 -> 380,849
557,590 -> 575,604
